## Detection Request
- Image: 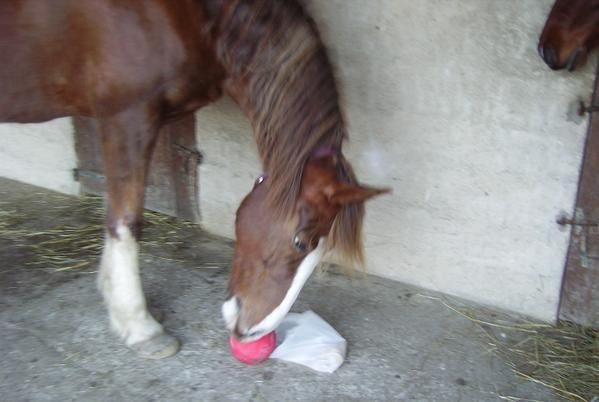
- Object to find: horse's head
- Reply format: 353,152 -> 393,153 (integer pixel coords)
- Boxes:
222,153 -> 388,341
538,0 -> 599,71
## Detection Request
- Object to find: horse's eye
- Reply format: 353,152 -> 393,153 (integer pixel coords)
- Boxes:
293,235 -> 307,253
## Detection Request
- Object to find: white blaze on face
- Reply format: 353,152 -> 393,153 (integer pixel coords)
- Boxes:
222,238 -> 327,342
222,295 -> 240,331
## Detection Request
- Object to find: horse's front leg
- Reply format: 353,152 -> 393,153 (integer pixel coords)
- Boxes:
97,105 -> 180,359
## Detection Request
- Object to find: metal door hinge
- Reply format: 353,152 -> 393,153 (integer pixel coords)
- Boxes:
557,216 -> 599,227
578,100 -> 599,116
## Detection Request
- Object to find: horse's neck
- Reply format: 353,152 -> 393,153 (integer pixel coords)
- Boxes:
211,0 -> 347,214
213,0 -> 346,161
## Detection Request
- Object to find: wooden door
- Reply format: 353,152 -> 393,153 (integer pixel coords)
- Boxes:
73,115 -> 201,222
558,67 -> 599,327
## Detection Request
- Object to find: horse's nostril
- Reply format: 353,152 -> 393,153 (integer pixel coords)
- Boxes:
566,48 -> 582,72
540,46 -> 558,69
538,45 -> 545,61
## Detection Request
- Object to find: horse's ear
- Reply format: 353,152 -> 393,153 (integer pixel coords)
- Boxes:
326,183 -> 391,205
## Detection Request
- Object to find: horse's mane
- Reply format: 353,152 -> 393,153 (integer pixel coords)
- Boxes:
212,0 -> 365,264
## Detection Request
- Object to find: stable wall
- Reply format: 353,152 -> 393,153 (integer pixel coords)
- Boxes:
0,118 -> 79,196
0,1 -> 595,322
195,0 -> 596,322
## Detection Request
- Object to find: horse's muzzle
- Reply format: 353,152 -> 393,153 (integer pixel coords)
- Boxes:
221,296 -> 272,342
538,45 -> 583,72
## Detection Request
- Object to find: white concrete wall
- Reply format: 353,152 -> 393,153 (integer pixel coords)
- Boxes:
197,0 -> 596,322
0,1 -> 595,322
0,118 -> 79,195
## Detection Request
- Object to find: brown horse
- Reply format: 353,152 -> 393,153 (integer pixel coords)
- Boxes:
0,0 -> 388,358
538,0 -> 599,71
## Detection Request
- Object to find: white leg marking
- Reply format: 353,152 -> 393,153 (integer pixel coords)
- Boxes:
243,237 -> 326,341
98,224 -> 163,346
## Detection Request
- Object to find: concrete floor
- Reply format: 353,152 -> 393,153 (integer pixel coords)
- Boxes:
0,178 -> 554,402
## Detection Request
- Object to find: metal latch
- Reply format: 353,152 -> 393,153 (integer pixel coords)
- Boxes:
72,168 -> 166,199
174,144 -> 203,165
73,168 -> 105,182
557,209 -> 599,268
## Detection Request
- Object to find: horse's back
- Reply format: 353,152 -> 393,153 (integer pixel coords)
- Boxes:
0,0 -> 220,123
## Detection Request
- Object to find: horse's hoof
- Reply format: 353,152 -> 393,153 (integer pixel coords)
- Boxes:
130,333 -> 180,359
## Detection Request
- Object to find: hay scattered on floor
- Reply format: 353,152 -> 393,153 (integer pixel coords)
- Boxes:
3,193 -> 597,401
422,295 -> 599,402
0,194 -> 199,271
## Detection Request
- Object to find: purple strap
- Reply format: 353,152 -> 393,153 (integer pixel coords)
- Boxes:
311,144 -> 339,159
256,145 -> 338,184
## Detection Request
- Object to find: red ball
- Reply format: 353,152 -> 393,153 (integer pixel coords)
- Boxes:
229,331 -> 277,365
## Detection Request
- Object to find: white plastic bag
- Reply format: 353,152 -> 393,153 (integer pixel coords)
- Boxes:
269,310 -> 347,373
